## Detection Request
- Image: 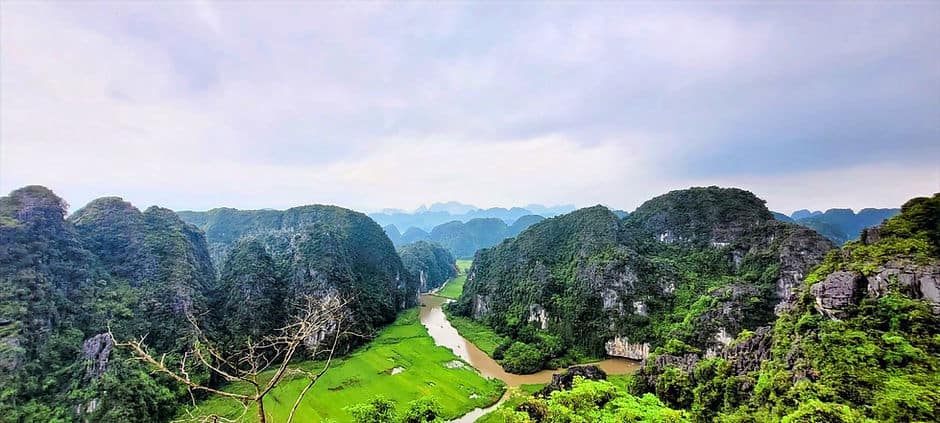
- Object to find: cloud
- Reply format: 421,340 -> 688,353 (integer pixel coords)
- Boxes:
1,2 -> 937,213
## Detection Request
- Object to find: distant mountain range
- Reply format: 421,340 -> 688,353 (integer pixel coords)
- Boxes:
384,215 -> 547,258
773,207 -> 901,244
369,202 -> 576,231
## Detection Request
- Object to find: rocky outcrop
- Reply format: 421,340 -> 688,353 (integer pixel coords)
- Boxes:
536,365 -> 607,397
719,326 -> 773,375
811,260 -> 940,319
774,224 -> 836,314
810,270 -> 866,320
527,304 -> 548,330
637,352 -> 700,390
605,336 -> 650,360
867,260 -> 940,313
472,294 -> 491,319
81,333 -> 113,381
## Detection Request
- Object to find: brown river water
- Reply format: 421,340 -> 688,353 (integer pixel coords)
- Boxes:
418,294 -> 640,422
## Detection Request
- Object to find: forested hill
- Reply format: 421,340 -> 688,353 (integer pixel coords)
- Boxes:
397,241 -> 457,292
1,186 -> 216,421
1,187 -> 419,422
452,186 -> 835,372
633,193 -> 940,421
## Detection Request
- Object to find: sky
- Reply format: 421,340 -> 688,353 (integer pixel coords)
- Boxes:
1,1 -> 938,214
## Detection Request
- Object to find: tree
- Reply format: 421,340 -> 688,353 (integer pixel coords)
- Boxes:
111,294 -> 353,423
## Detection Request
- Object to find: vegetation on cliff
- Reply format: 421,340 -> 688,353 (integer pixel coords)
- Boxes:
632,193 -> 940,422
452,187 -> 834,374
1,187 -> 421,422
397,241 -> 456,292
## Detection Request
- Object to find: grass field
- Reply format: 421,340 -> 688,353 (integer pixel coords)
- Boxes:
437,259 -> 472,300
185,308 -> 504,422
444,311 -> 507,357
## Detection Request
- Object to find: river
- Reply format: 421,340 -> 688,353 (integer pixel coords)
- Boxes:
418,294 -> 640,422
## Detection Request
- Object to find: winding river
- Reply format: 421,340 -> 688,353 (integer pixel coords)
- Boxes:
418,294 -> 640,422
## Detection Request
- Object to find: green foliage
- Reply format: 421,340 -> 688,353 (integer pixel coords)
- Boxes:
454,188 -> 828,371
481,378 -> 689,422
347,396 -> 397,423
180,204 -> 420,337
501,342 -> 546,374
210,239 -> 285,352
398,241 -> 457,292
680,194 -> 940,422
399,397 -> 445,423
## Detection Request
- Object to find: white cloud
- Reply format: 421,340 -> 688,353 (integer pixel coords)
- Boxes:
1,2 -> 937,213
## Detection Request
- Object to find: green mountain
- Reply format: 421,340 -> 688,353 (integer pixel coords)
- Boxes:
632,193 -> 940,422
509,215 -> 546,236
1,187 -> 216,422
397,241 -> 457,292
451,187 -> 835,373
2,188 -> 419,422
177,206 -> 420,325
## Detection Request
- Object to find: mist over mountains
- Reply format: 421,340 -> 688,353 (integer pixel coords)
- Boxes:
368,202 -> 576,231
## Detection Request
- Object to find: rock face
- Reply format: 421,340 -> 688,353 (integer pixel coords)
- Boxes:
527,304 -> 549,330
867,260 -> 940,313
454,187 -> 834,362
811,261 -> 940,319
775,224 -> 837,314
720,326 -> 773,375
536,365 -> 607,397
81,333 -> 113,381
810,271 -> 866,319
605,336 -> 651,360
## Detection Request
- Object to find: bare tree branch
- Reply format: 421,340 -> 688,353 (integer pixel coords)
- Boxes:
111,293 -> 357,423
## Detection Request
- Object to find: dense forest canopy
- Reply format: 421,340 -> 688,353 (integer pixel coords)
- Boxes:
1,186 -> 418,422
397,241 -> 457,292
452,187 -> 836,373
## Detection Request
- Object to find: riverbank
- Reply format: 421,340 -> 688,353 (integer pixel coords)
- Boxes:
437,259 -> 472,299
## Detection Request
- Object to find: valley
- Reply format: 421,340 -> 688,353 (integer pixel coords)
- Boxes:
1,185 -> 936,423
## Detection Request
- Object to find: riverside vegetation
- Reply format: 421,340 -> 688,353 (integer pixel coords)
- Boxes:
1,184 -> 936,423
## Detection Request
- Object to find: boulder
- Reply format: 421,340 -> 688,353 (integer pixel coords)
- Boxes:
810,271 -> 866,320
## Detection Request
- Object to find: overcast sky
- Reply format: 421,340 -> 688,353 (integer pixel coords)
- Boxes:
2,1 -> 938,214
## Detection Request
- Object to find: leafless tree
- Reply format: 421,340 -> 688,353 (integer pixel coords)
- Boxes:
110,294 -> 354,423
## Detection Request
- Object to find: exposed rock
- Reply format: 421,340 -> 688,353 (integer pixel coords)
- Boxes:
810,271 -> 866,320
861,226 -> 882,245
81,333 -> 113,381
637,353 -> 700,390
605,336 -> 650,360
536,365 -> 607,397
719,326 -> 773,375
774,224 -> 836,314
527,304 -> 549,330
867,260 -> 940,313
632,301 -> 647,316
471,294 -> 491,319
0,331 -> 22,372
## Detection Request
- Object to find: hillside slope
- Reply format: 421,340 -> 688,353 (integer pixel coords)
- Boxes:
633,193 -> 940,422
452,187 -> 834,373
